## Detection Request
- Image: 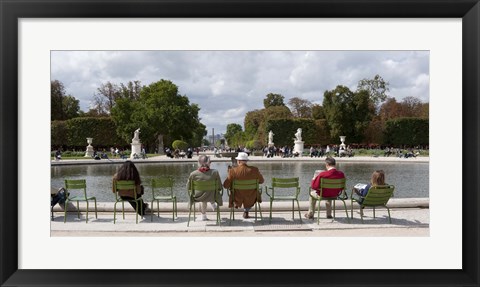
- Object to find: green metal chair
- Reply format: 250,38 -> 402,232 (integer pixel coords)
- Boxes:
63,179 -> 97,223
265,177 -> 302,223
308,177 -> 350,224
187,179 -> 223,226
113,180 -> 144,224
350,185 -> 395,223
150,177 -> 177,221
228,179 -> 263,225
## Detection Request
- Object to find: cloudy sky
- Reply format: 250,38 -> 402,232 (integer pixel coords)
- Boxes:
51,50 -> 429,134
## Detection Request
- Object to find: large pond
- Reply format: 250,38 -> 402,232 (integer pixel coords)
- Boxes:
51,161 -> 429,202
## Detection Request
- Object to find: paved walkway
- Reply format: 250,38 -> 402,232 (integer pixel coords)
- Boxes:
51,199 -> 429,237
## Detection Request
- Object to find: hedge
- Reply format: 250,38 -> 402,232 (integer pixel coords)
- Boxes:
384,117 -> 429,146
51,117 -> 126,149
264,118 -> 329,147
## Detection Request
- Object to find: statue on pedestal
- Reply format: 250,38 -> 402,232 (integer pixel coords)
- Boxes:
268,130 -> 274,146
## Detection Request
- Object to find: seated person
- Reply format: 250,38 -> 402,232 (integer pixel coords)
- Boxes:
305,157 -> 345,220
352,170 -> 386,203
112,161 -> 148,216
186,155 -> 223,221
51,186 -> 67,208
223,152 -> 264,219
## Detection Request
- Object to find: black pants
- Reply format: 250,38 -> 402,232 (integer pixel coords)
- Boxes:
120,196 -> 147,216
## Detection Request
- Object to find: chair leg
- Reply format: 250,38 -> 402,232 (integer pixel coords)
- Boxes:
351,200 -> 354,219
373,206 -> 376,218
341,200 -> 350,223
86,201 -> 89,223
174,199 -> 178,217
317,201 -> 321,225
296,200 -> 302,223
76,201 -> 80,219
333,200 -> 336,218
94,198 -> 98,219
151,200 -> 154,222
291,200 -> 294,220
187,202 -> 192,227
64,199 -> 69,223
157,201 -> 160,218
269,200 -> 273,223
360,205 -> 364,224
385,205 -> 392,223
114,202 -> 117,224
122,201 -> 125,219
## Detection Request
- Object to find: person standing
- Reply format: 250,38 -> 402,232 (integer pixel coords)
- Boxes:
305,157 -> 345,220
223,152 -> 264,219
112,161 -> 148,216
186,155 -> 223,221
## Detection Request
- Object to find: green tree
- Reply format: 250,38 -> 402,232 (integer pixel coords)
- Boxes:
312,104 -> 325,120
111,79 -> 205,152
356,74 -> 390,105
51,80 -> 80,120
288,97 -> 313,118
62,95 -> 80,119
244,109 -> 265,138
224,123 -> 243,147
323,85 -> 375,143
263,93 -> 285,108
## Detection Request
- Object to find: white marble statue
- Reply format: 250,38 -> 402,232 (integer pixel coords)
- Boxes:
133,128 -> 140,141
294,128 -> 302,142
268,130 -> 274,145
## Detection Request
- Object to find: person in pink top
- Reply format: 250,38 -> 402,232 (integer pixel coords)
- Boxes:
305,157 -> 345,220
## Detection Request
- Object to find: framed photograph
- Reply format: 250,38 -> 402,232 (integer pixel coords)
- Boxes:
1,0 -> 479,286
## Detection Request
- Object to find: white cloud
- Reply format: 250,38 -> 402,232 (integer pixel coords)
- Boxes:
51,50 -> 429,134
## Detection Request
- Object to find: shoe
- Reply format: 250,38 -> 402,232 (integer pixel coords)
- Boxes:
201,214 -> 208,221
211,202 -> 217,211
327,215 -> 333,219
243,212 -> 250,219
304,212 -> 314,220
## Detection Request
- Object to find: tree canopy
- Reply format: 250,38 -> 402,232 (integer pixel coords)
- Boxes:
51,80 -> 80,120
110,79 -> 205,151
263,93 -> 285,108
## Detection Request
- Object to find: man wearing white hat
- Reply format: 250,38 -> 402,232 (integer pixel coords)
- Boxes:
223,152 -> 264,219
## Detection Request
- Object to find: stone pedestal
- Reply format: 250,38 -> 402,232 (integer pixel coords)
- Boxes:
268,143 -> 275,148
293,140 -> 304,156
84,138 -> 94,157
130,141 -> 141,159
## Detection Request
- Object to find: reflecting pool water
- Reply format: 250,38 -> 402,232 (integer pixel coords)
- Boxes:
51,161 -> 429,202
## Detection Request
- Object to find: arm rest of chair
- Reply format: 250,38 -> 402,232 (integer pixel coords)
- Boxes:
264,186 -> 273,198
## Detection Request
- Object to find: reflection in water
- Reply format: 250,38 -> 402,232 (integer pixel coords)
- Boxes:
51,161 -> 429,202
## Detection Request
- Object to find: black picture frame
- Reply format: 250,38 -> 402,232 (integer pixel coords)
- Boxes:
1,0 -> 479,286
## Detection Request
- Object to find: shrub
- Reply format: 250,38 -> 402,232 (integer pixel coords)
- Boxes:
172,140 -> 188,150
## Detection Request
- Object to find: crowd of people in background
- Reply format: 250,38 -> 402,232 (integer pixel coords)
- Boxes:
52,144 -> 426,161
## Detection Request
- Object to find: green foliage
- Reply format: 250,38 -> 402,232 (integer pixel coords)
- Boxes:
323,86 -> 375,143
265,118 -> 319,147
51,80 -> 80,120
263,93 -> 285,108
51,117 -> 125,148
172,140 -> 188,150
384,118 -> 429,146
356,74 -> 390,105
51,120 -> 68,148
111,79 -> 205,150
244,109 -> 265,138
245,140 -> 262,150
